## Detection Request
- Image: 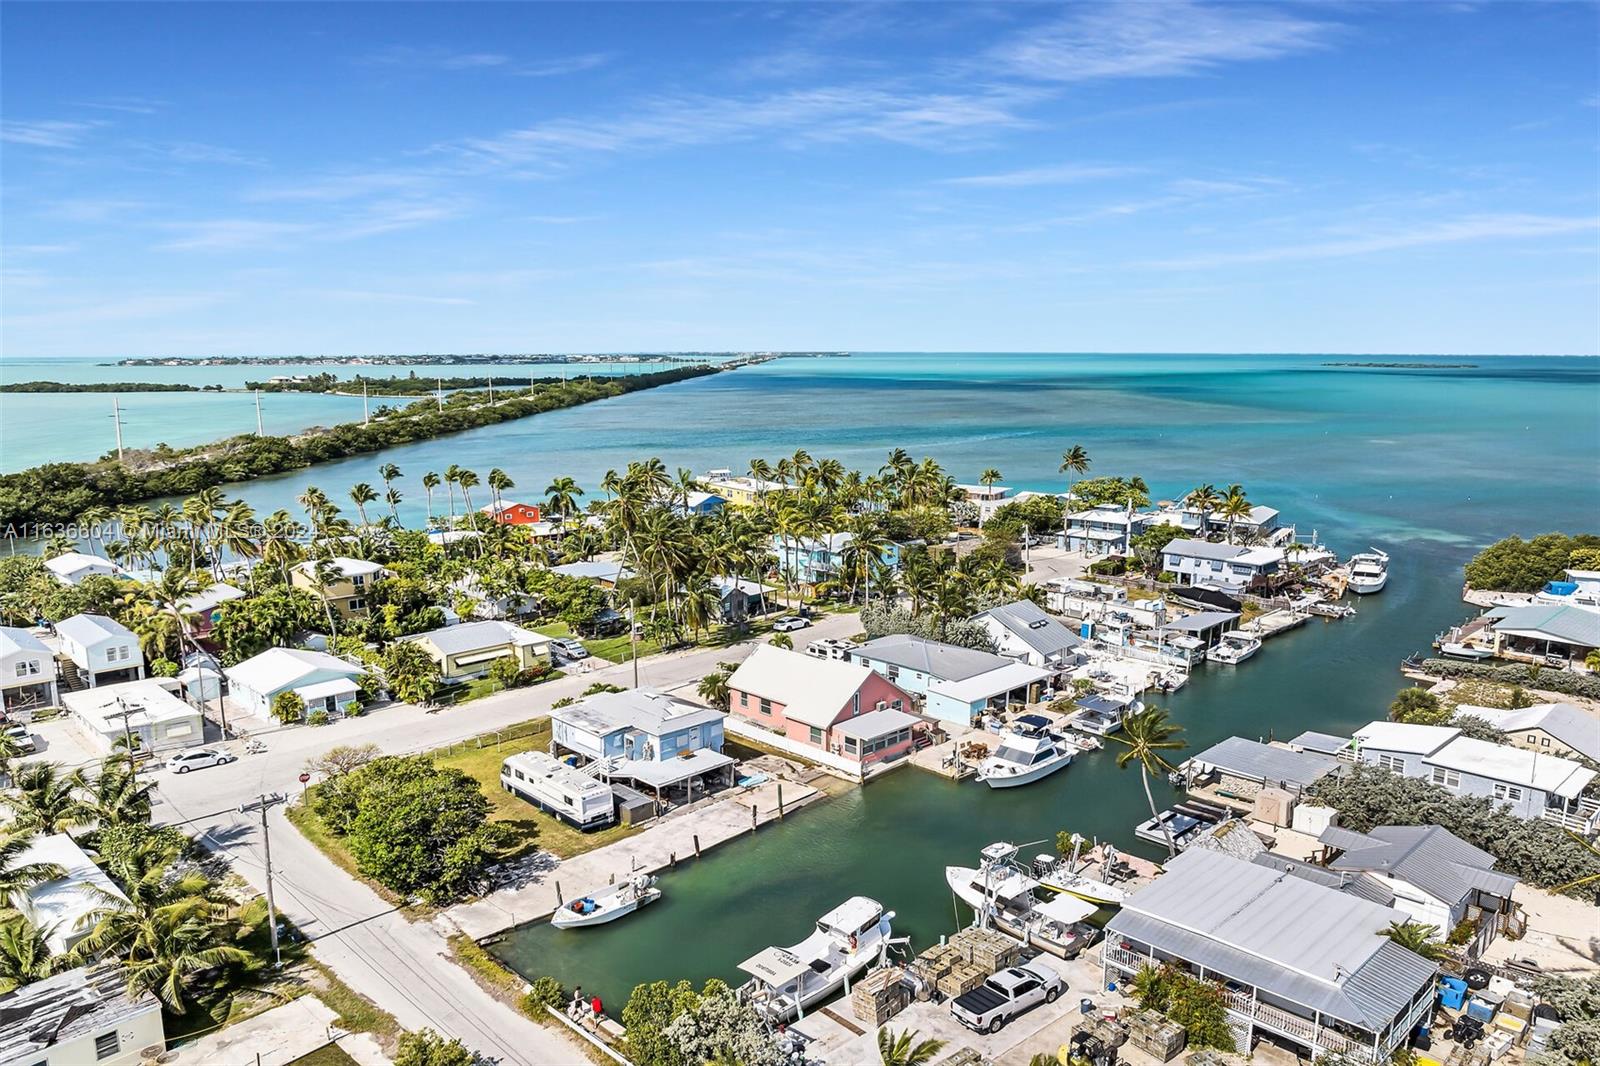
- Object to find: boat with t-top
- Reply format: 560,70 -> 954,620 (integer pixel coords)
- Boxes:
1205,632 -> 1262,665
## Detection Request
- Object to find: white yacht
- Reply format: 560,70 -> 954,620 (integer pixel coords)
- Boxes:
976,715 -> 1074,789
1028,838 -> 1128,907
1205,632 -> 1262,665
550,874 -> 660,929
1347,549 -> 1389,594
945,843 -> 1100,959
737,896 -> 896,1022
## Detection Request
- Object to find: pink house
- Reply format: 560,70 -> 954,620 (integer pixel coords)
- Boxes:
727,645 -> 922,770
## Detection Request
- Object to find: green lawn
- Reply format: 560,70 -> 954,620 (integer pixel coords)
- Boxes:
288,1043 -> 362,1066
535,621 -> 661,662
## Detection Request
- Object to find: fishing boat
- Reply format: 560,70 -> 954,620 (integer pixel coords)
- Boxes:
1024,893 -> 1102,959
736,896 -> 897,1022
1205,632 -> 1262,666
976,715 -> 1074,789
1348,549 -> 1390,594
1305,599 -> 1356,618
1063,693 -> 1137,736
1439,641 -> 1495,661
550,874 -> 661,929
1028,837 -> 1128,906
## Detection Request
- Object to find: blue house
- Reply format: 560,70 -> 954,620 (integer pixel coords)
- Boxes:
680,491 -> 728,516
550,688 -> 736,801
850,634 -> 1050,726
771,532 -> 902,590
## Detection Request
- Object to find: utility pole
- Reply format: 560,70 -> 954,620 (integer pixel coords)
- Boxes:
630,596 -> 639,688
111,398 -> 125,462
362,381 -> 370,425
240,793 -> 287,967
254,390 -> 265,436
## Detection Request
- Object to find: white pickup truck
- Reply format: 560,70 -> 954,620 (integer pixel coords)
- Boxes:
950,957 -> 1064,1034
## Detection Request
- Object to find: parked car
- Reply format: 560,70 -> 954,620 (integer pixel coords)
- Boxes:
552,638 -> 590,660
5,724 -> 36,755
165,748 -> 237,774
772,616 -> 811,633
950,958 -> 1064,1034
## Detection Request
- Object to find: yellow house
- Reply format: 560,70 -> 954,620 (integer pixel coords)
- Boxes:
699,469 -> 792,507
290,557 -> 388,619
1460,702 -> 1600,765
405,620 -> 553,681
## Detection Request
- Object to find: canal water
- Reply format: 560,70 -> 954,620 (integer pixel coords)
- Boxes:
490,540 -> 1479,1006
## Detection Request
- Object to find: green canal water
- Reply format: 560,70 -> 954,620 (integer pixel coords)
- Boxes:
492,549 -> 1471,1006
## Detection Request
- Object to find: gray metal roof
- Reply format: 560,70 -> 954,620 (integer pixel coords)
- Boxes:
55,613 -> 135,646
554,688 -> 724,738
0,965 -> 158,1061
1486,603 -> 1600,648
1289,731 -> 1353,756
1164,610 -> 1240,633
1108,849 -> 1434,1031
412,620 -> 546,656
1322,825 -> 1519,905
854,634 -> 1015,681
1164,539 -> 1247,562
973,600 -> 1084,657
550,560 -> 636,583
1467,703 -> 1600,763
1190,736 -> 1340,790
1248,853 -> 1396,907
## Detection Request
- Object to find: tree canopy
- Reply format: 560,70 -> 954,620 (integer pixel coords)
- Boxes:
1464,533 -> 1600,593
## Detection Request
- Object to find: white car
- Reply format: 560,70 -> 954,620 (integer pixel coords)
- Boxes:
552,638 -> 590,660
166,748 -> 237,774
5,724 -> 36,755
772,616 -> 811,633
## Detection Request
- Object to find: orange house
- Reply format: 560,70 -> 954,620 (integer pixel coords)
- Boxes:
482,501 -> 542,525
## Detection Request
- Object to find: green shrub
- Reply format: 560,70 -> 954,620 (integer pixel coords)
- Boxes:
307,709 -> 330,727
1088,557 -> 1127,576
1157,571 -> 1178,584
1132,964 -> 1235,1052
1464,534 -> 1600,593
1447,917 -> 1478,947
272,691 -> 306,724
521,976 -> 565,1018
1419,660 -> 1600,700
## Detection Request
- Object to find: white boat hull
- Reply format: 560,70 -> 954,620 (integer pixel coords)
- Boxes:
1035,871 -> 1126,907
1349,574 -> 1388,594
1439,642 -> 1494,661
978,749 -> 1073,788
550,878 -> 660,928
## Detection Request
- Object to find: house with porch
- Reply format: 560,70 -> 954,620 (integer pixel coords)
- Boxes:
289,557 -> 388,620
1481,602 -> 1600,669
550,688 -> 734,805
54,614 -> 143,690
1351,721 -> 1599,834
1062,505 -> 1148,556
1163,540 -> 1286,592
1103,847 -> 1438,1064
727,645 -> 921,775
224,647 -> 365,720
404,620 -> 552,682
1318,825 -> 1519,951
1455,702 -> 1600,764
771,533 -> 902,591
0,626 -> 57,716
43,552 -> 131,587
850,635 -> 1049,726
969,600 -> 1084,671
62,678 -> 203,757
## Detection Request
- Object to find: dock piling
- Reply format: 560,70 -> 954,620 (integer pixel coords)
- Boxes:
751,804 -> 758,832
555,882 -> 563,905
693,834 -> 701,859
669,852 -> 676,868
777,783 -> 785,820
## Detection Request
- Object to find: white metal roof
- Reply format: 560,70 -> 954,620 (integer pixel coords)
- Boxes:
42,553 -> 124,580
555,688 -> 725,737
927,660 -> 1050,704
829,707 -> 921,741
14,834 -> 129,953
224,647 -> 365,694
54,613 -> 135,647
411,620 -> 550,656
728,644 -> 878,728
1353,721 -> 1458,755
295,556 -> 386,578
179,583 -> 246,615
1427,735 -> 1595,798
0,625 -> 49,658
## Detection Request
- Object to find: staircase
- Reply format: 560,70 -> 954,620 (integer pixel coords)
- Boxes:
57,659 -> 89,695
580,757 -> 617,781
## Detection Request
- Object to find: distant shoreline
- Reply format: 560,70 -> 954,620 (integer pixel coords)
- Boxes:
1321,361 -> 1479,369
104,351 -> 849,368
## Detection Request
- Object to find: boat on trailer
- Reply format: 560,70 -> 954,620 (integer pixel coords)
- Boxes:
550,874 -> 660,929
737,896 -> 898,1022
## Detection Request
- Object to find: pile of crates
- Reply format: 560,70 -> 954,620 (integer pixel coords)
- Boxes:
950,927 -> 1023,973
938,959 -> 989,1000
851,967 -> 911,1026
909,943 -> 959,995
1125,1008 -> 1187,1062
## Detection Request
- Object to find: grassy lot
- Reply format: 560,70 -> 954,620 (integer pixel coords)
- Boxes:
432,718 -> 640,859
1440,678 -> 1535,712
288,1045 -> 362,1066
536,621 -> 661,662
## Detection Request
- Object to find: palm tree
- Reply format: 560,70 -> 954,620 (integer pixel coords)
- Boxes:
443,465 -> 462,526
349,483 -> 378,528
258,510 -> 303,585
384,487 -> 404,525
488,468 -> 515,516
78,761 -> 156,832
457,469 -> 482,526
679,577 -> 723,644
770,632 -> 793,650
545,476 -> 584,522
1185,483 -> 1220,530
1383,921 -> 1448,961
1059,445 -> 1091,496
979,468 -> 1003,490
0,916 -> 58,991
1111,707 -> 1186,857
0,829 -> 66,904
1218,484 -> 1252,544
80,894 -> 251,1014
3,765 -> 86,835
877,1027 -> 946,1066
422,471 -> 441,524
696,663 -> 736,710
378,463 -> 402,513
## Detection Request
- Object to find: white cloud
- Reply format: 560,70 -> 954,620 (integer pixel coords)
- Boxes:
245,171 -> 434,203
361,46 -> 511,70
994,2 -> 1334,82
514,52 -> 615,77
941,163 -> 1139,187
2,119 -> 100,148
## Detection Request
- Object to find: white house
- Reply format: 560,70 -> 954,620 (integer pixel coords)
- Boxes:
0,964 -> 164,1066
10,834 -> 130,956
1319,824 -> 1518,937
969,600 -> 1084,671
54,614 -> 143,689
224,648 -> 366,720
42,553 -> 130,587
62,678 -> 204,757
0,626 -> 57,716
1162,539 -> 1285,591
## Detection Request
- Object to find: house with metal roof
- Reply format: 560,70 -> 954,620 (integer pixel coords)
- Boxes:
969,600 -> 1085,671
1103,848 -> 1438,1063
1483,602 -> 1600,668
1182,736 -> 1341,800
1455,702 -> 1600,764
550,688 -> 734,803
1352,721 -> 1599,833
850,634 -> 1049,725
550,560 -> 637,587
42,552 -> 132,587
1163,540 -> 1287,592
9,834 -> 130,956
1062,505 -> 1150,557
0,626 -> 56,716
54,614 -> 143,690
224,647 -> 366,721
0,964 -> 164,1066
1318,825 -> 1518,949
770,532 -> 903,592
404,620 -> 552,682
62,678 -> 203,756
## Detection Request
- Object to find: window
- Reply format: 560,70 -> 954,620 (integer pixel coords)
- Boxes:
1376,754 -> 1405,773
844,737 -> 860,755
349,598 -> 366,610
1430,766 -> 1461,789
1493,783 -> 1524,802
758,698 -> 772,716
739,691 -> 748,707
809,726 -> 823,744
885,665 -> 899,681
95,1032 -> 120,1060
1539,737 -> 1550,747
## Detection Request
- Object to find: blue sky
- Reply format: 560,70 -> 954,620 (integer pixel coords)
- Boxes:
3,1 -> 1597,357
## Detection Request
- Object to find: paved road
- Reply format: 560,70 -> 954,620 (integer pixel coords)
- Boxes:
149,612 -> 861,1064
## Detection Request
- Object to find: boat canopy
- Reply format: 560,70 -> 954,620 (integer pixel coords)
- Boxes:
739,946 -> 809,987
1015,713 -> 1052,731
817,896 -> 882,935
1034,894 -> 1098,925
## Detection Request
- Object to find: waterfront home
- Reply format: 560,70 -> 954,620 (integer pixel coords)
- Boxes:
480,500 -> 542,525
1163,540 -> 1286,592
550,560 -> 637,587
1351,721 -> 1598,833
955,483 -> 1013,525
404,620 -> 552,682
1182,736 -> 1341,800
1102,848 -> 1437,1064
224,647 -> 365,720
1043,578 -> 1126,619
850,634 -> 1049,726
1455,702 -> 1600,764
700,469 -> 791,506
42,552 -> 131,587
680,490 -> 727,515
1480,602 -> 1600,668
1318,825 -> 1519,950
1537,567 -> 1600,607
727,645 -> 920,771
1062,505 -> 1147,556
0,964 -> 164,1066
1148,503 -> 1287,544
54,614 -> 143,689
1155,609 -> 1242,665
969,599 -> 1084,671
550,688 -> 735,803
176,583 -> 245,639
289,557 -> 388,620
9,834 -> 130,956
62,678 -> 203,756
711,576 -> 775,622
0,625 -> 57,716
771,533 -> 902,591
